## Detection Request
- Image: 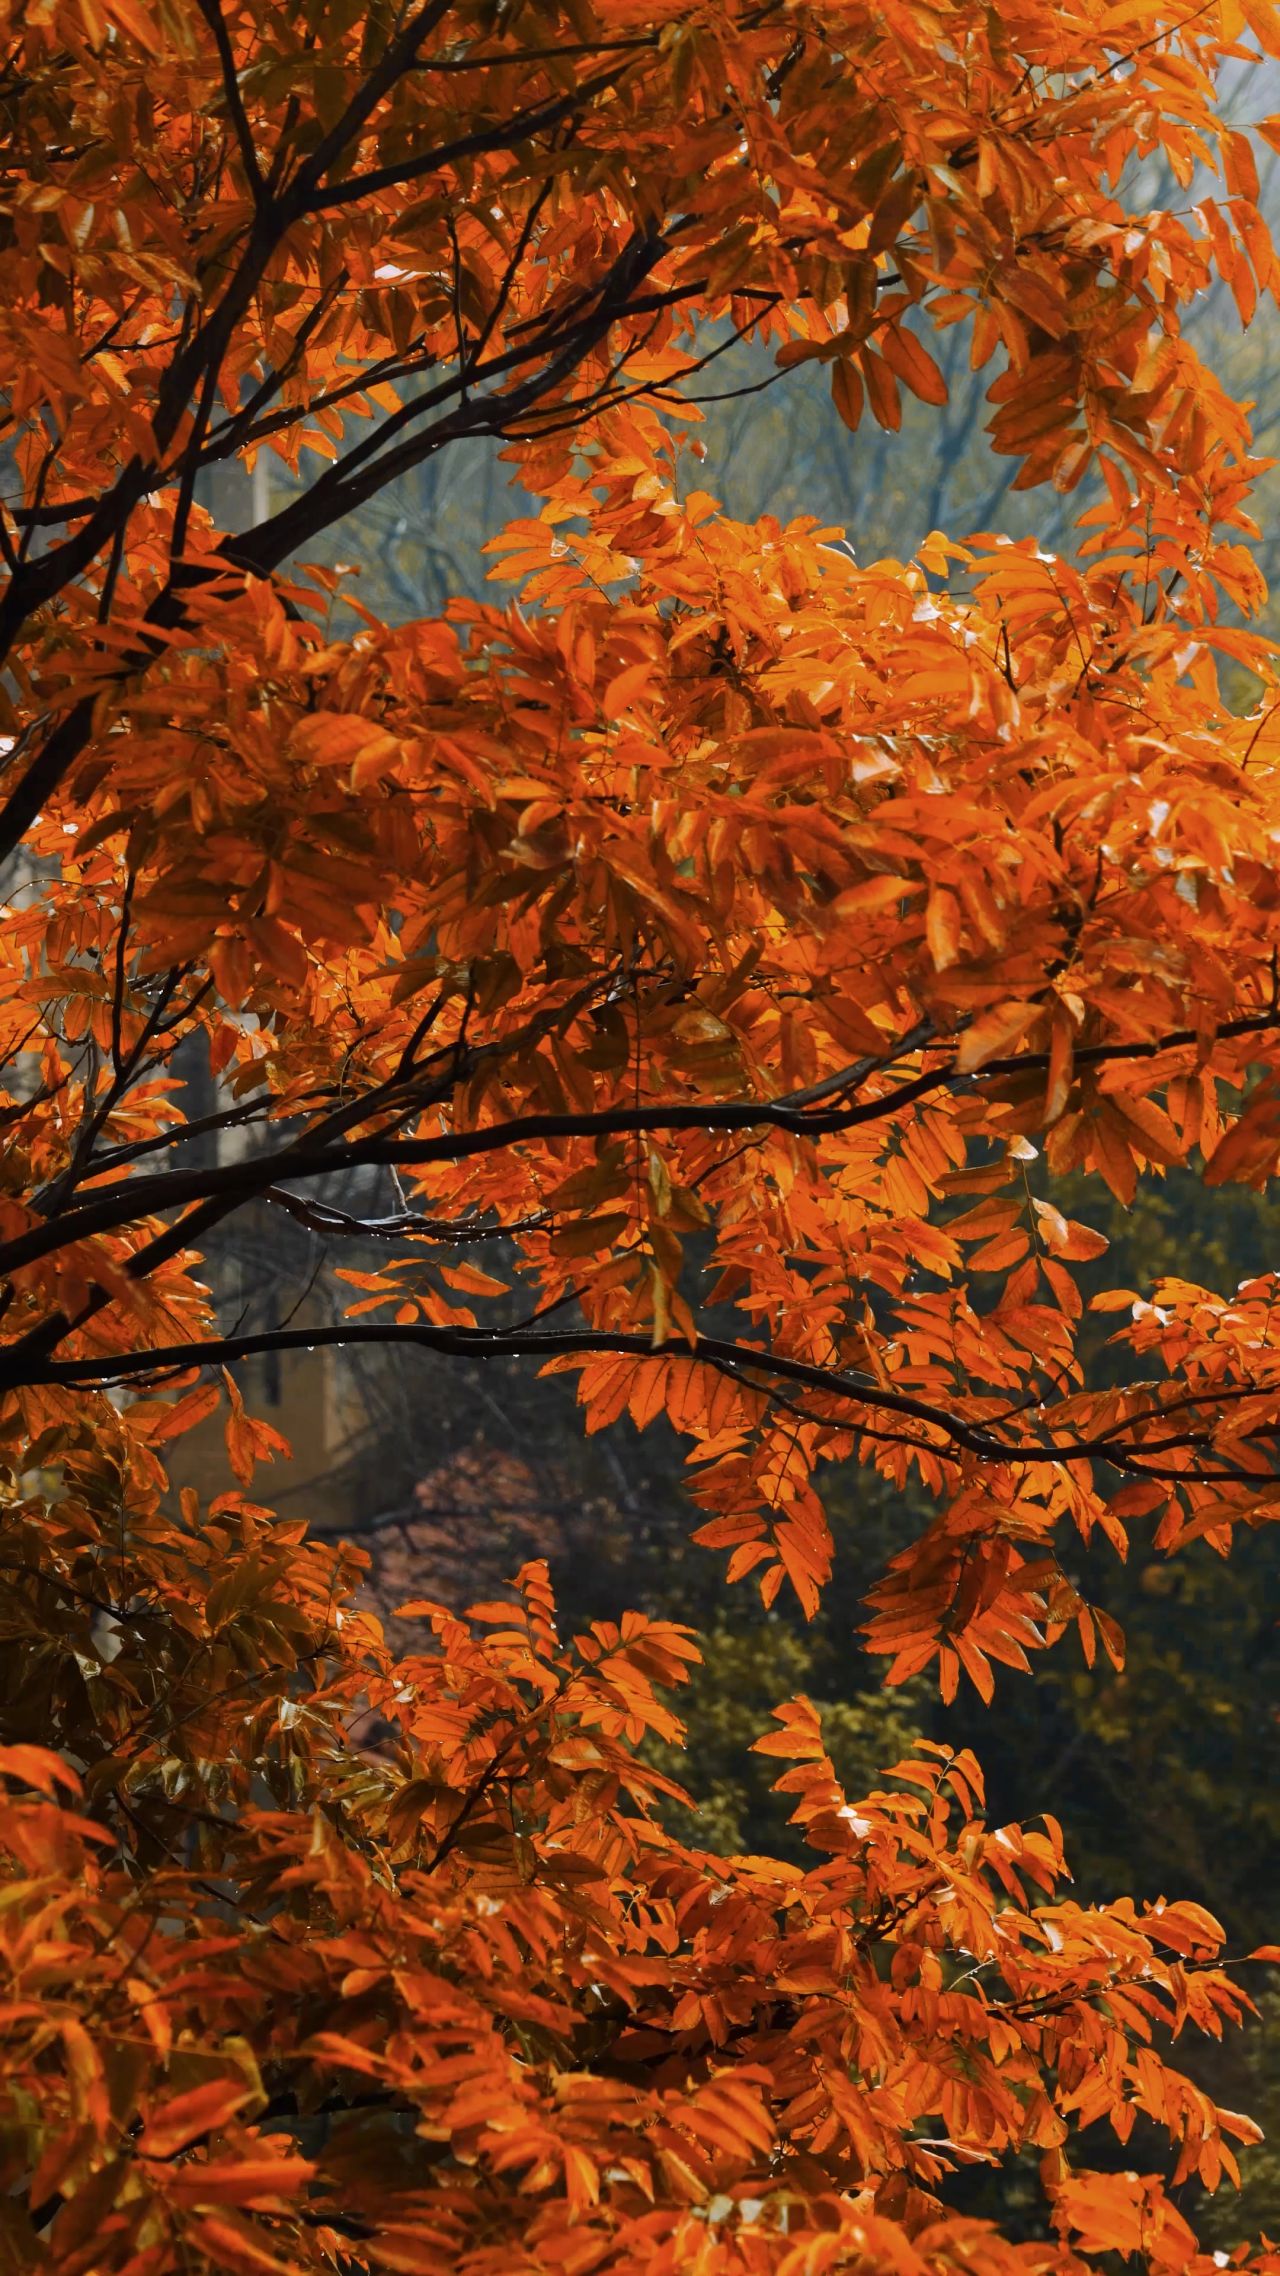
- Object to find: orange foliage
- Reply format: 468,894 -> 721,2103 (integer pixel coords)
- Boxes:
0,0 -> 1279,2267
0,1567 -> 1274,2273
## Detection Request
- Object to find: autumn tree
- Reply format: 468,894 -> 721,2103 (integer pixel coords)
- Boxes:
3,0 -> 1280,2269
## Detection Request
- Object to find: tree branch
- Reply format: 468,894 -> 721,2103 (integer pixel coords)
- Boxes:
0,1009 -> 1275,1286
6,1319 -> 1280,1487
193,0 -> 267,203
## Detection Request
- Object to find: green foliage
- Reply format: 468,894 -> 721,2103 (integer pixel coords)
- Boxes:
648,1608 -> 926,1858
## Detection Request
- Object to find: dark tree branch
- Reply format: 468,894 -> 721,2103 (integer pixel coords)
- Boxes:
299,65 -> 622,215
0,241 -> 687,869
289,0 -> 458,200
260,1187 -> 548,1243
193,0 -> 267,203
6,1320 -> 1280,1487
0,1008 -> 1275,1286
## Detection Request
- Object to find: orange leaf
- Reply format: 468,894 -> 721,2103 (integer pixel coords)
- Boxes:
1031,1199 -> 1109,1261
878,324 -> 948,405
925,885 -> 962,970
165,2156 -> 317,2206
830,357 -> 865,431
140,2080 -> 257,2160
955,1000 -> 1039,1071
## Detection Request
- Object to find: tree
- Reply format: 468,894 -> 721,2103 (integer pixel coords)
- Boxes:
3,0 -> 1280,2268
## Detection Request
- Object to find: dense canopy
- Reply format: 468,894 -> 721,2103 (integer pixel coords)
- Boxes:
1,0 -> 1280,2270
